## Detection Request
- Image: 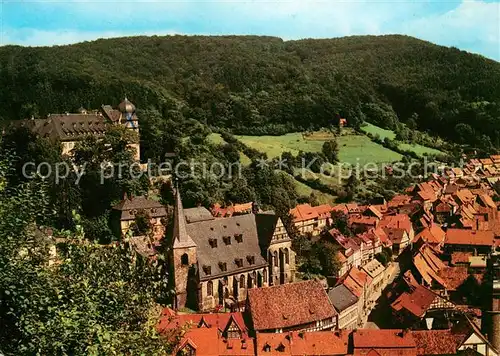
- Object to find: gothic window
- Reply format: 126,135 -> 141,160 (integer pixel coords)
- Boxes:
273,251 -> 278,267
181,253 -> 189,266
247,274 -> 253,289
219,262 -> 227,272
263,269 -> 267,283
207,281 -> 213,296
284,248 -> 290,264
240,275 -> 245,287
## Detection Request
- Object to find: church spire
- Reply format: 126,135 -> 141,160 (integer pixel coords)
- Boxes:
173,185 -> 196,248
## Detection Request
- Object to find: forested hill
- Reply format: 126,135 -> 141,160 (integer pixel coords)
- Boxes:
1,34 -> 500,146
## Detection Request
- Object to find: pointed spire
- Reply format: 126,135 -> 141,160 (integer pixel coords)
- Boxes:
173,184 -> 196,249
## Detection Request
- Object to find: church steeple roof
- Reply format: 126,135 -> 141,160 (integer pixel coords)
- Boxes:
173,187 -> 196,249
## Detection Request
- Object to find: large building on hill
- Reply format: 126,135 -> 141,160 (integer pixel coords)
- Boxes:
171,190 -> 296,312
16,98 -> 140,160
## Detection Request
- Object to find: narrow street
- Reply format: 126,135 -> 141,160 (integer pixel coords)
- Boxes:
361,261 -> 400,328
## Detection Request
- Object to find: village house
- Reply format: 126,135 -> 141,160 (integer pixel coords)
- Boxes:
413,317 -> 499,356
326,229 -> 362,277
290,203 -> 335,236
256,330 -> 349,355
327,284 -> 360,330
245,280 -> 338,334
336,266 -> 373,315
352,329 -> 417,356
361,258 -> 386,294
444,228 -> 494,255
379,214 -> 414,254
211,202 -> 254,218
112,194 -> 167,240
414,223 -> 446,248
171,190 -> 296,312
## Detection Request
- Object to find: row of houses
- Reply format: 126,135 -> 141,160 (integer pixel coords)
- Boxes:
160,303 -> 497,355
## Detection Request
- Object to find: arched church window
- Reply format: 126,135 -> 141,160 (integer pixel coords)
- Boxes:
207,281 -> 213,296
181,253 -> 189,266
284,248 -> 290,264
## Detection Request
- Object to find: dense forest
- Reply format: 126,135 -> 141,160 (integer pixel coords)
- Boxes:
1,35 -> 500,146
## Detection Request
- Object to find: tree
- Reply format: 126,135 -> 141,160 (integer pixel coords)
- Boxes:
330,210 -> 353,237
0,153 -> 174,354
322,140 -> 339,163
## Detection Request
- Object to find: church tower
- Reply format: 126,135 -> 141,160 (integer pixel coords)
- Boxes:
171,188 -> 197,310
118,98 -> 140,161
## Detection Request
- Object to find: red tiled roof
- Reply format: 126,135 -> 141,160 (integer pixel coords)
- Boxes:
415,224 -> 445,245
437,267 -> 469,291
349,215 -> 379,228
379,214 -> 412,236
445,228 -> 494,246
390,285 -> 437,318
412,329 -> 461,355
157,309 -> 247,336
338,267 -> 372,298
247,281 -> 337,331
212,202 -> 254,218
256,330 -> 349,355
353,329 -> 416,349
290,203 -> 334,222
451,252 -> 472,265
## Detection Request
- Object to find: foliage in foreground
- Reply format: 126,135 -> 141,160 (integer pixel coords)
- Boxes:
0,155 -> 173,355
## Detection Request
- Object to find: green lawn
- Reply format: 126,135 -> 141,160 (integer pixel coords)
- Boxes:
237,131 -> 401,166
337,134 -> 402,165
360,122 -> 396,140
236,132 -> 323,158
361,122 -> 442,157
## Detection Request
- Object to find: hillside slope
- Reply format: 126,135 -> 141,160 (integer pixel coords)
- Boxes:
1,34 -> 499,145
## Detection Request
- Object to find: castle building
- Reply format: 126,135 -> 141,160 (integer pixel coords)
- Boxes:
19,98 -> 140,160
171,189 -> 296,312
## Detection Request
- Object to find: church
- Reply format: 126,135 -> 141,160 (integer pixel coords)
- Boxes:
171,189 -> 297,312
17,98 -> 140,160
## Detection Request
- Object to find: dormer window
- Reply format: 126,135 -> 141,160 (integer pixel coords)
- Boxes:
263,343 -> 271,352
235,233 -> 243,243
203,265 -> 212,275
219,262 -> 227,272
234,258 -> 243,268
209,238 -> 218,248
223,236 -> 231,245
246,255 -> 255,265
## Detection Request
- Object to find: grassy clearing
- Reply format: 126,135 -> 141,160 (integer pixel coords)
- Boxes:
360,122 -> 396,140
337,134 -> 402,165
236,133 -> 324,157
237,130 -> 401,165
360,122 -> 443,156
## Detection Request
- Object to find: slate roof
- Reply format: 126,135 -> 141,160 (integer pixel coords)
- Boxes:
31,113 -> 109,142
246,280 -> 337,331
186,213 -> 268,280
112,195 -> 166,221
328,284 -> 359,313
184,207 -> 215,223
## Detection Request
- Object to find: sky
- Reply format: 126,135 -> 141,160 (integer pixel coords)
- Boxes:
0,0 -> 499,61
